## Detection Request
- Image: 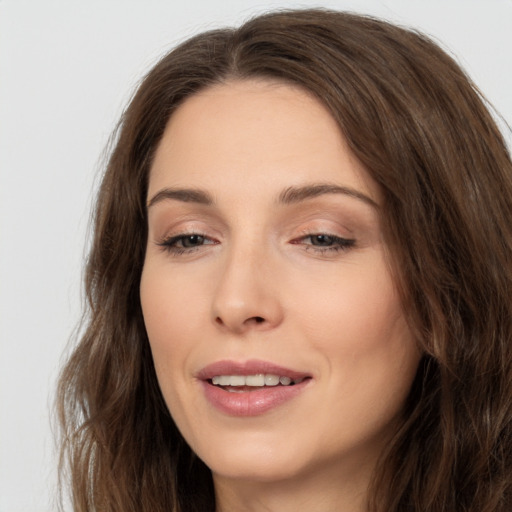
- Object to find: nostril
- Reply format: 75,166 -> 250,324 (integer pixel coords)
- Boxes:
213,314 -> 269,330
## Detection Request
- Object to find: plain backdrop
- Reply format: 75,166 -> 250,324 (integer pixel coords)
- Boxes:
1,1 -> 511,510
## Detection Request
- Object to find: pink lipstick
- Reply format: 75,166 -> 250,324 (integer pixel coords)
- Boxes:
197,359 -> 312,416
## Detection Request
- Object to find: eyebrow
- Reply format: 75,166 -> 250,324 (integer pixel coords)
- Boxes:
147,188 -> 214,208
147,183 -> 377,209
278,183 -> 378,208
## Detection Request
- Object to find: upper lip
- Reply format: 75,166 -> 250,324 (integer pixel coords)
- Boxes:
196,359 -> 312,381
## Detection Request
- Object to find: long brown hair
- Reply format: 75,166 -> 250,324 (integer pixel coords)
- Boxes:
57,9 -> 512,511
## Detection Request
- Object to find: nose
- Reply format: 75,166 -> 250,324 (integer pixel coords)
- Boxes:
211,242 -> 284,335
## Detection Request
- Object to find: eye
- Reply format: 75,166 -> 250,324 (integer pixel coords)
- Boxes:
309,234 -> 338,246
157,233 -> 218,255
292,233 -> 356,255
176,234 -> 206,248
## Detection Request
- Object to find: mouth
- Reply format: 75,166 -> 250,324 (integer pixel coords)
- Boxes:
197,360 -> 313,415
209,374 -> 309,392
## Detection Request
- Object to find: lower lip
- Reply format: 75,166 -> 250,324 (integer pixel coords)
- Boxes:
201,380 -> 311,416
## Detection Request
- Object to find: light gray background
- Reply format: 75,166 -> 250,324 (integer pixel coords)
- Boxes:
1,1 -> 511,510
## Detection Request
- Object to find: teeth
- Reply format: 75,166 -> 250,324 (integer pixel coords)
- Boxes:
264,374 -> 279,386
230,375 -> 246,386
211,374 -> 304,387
246,374 -> 265,386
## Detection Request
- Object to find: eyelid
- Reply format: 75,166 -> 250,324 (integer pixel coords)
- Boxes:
156,231 -> 219,255
148,211 -> 224,240
290,231 -> 356,256
152,215 -> 223,244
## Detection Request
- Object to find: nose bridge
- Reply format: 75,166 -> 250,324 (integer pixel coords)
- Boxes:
211,232 -> 283,333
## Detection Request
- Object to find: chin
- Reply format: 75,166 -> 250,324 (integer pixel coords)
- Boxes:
208,456 -> 308,484
195,431 -> 311,483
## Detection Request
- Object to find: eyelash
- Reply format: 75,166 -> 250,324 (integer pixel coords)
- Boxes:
293,233 -> 356,254
157,233 -> 218,255
157,232 -> 356,256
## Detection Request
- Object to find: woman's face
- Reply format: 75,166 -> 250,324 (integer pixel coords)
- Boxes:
140,80 -> 421,486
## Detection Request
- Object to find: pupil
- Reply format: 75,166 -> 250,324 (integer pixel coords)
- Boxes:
312,234 -> 333,246
183,235 -> 203,247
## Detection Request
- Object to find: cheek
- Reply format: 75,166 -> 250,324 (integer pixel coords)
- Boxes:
293,259 -> 407,352
140,266 -> 196,384
140,266 -> 203,434
141,262 -> 208,343
292,260 -> 419,418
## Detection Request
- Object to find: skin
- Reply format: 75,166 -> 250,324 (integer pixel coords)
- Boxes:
140,80 -> 421,512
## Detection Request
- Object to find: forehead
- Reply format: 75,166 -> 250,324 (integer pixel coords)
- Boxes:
148,80 -> 379,203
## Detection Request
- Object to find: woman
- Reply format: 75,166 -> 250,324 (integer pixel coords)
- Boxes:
57,8 -> 512,512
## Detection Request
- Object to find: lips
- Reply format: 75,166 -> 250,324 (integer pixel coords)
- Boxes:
197,359 -> 312,416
